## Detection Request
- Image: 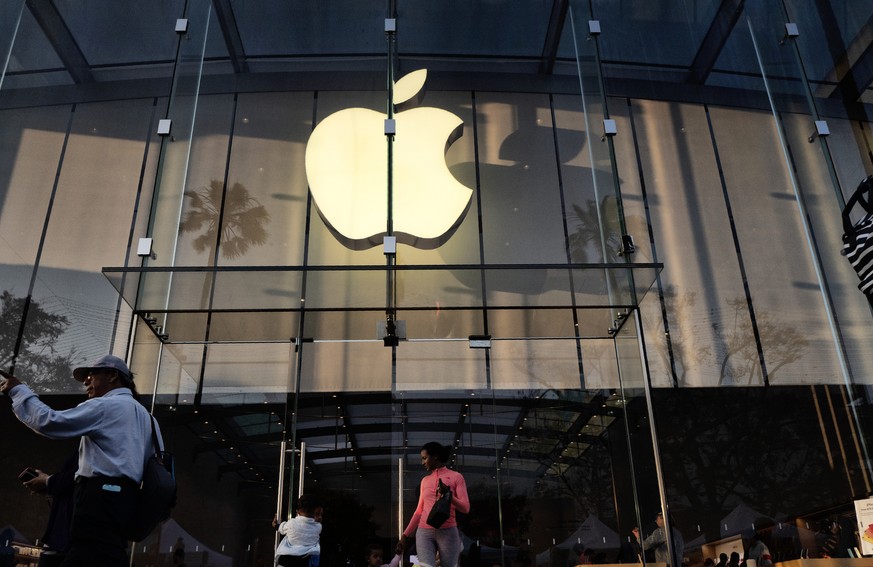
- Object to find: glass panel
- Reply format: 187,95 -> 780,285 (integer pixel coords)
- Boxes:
19,99 -> 153,392
491,339 -> 580,390
144,343 -> 203,400
220,92 -> 313,267
231,2 -> 386,60
568,1 -> 637,322
174,94 -> 236,268
199,343 -> 293,403
649,383 -> 871,566
289,389 -> 396,566
615,313 -> 674,566
0,104 -> 70,380
53,0 -> 184,72
784,1 -> 873,94
487,308 -> 577,340
133,401 -> 285,566
780,111 -> 873,384
208,311 -> 300,344
476,92 -> 567,265
0,6 -> 70,91
0,1 -> 26,89
399,1 -> 552,60
144,0 -> 212,329
630,99 -> 751,387
821,116 -> 873,383
708,105 -> 842,385
554,95 -> 653,266
300,341 -> 392,392
593,0 -> 724,82
396,340 -> 486,390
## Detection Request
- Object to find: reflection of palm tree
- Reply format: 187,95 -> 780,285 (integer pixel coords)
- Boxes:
569,194 -> 646,263
568,199 -> 622,263
179,179 -> 270,261
179,180 -> 271,308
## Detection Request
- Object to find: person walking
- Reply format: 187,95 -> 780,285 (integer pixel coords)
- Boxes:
1,355 -> 159,567
399,442 -> 470,567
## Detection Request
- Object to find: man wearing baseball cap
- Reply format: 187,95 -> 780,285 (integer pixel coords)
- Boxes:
0,354 -> 161,566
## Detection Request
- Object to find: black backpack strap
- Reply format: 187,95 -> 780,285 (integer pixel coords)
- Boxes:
843,175 -> 873,242
148,414 -> 163,454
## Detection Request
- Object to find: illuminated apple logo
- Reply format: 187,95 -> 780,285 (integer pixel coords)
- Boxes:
305,69 -> 473,250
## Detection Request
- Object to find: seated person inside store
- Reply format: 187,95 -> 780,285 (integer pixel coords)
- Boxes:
273,494 -> 323,567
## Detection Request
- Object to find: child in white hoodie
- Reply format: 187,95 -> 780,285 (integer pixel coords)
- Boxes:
273,494 -> 323,567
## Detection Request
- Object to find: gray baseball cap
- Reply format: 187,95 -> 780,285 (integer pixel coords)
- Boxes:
72,355 -> 131,382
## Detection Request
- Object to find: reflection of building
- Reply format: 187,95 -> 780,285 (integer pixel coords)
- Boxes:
1,2 -> 872,566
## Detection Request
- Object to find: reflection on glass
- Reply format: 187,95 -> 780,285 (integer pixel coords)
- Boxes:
179,179 -> 271,309
476,93 -> 567,264
1,290 -> 77,392
179,179 -> 270,261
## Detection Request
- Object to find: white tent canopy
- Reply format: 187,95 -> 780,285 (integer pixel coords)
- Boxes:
720,504 -> 772,538
556,515 -> 621,550
141,519 -> 234,567
1,525 -> 31,546
536,516 -> 621,566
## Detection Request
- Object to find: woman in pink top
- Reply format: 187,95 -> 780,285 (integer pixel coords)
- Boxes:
399,442 -> 470,567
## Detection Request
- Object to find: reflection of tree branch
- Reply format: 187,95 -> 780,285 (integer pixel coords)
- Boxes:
551,462 -> 585,510
643,285 -> 697,386
540,440 -> 615,522
657,384 -> 839,531
0,291 -> 81,392
653,288 -> 807,387
713,298 -> 807,386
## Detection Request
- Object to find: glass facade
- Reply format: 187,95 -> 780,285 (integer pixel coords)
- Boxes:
1,1 -> 872,566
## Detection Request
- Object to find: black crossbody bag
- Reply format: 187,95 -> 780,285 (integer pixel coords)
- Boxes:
426,478 -> 452,528
126,414 -> 177,541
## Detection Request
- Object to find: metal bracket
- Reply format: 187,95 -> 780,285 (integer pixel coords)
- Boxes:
808,120 -> 830,143
619,234 -> 635,256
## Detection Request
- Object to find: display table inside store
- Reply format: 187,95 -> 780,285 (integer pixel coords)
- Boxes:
12,542 -> 40,566
776,560 -> 873,567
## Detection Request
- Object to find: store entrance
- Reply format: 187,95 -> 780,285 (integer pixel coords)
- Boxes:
129,306 -> 664,567
262,386 -> 660,567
